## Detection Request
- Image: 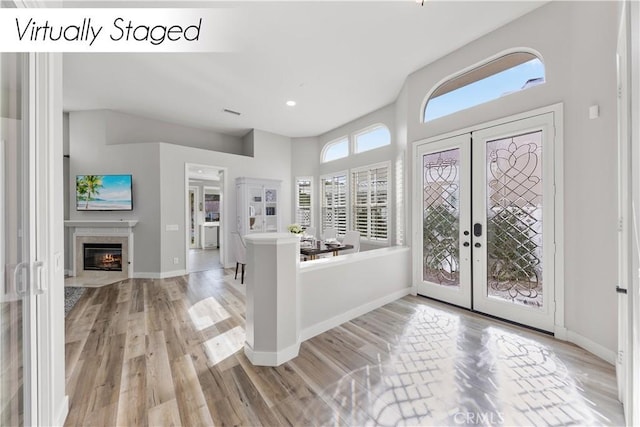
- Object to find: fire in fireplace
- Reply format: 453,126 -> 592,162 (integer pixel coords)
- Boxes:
83,243 -> 123,271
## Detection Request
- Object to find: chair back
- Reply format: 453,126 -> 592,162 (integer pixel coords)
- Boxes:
322,228 -> 337,241
305,227 -> 317,239
232,232 -> 247,264
342,230 -> 360,254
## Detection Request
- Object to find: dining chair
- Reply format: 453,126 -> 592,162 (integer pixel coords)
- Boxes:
342,230 -> 361,255
321,228 -> 337,241
304,226 -> 317,239
232,232 -> 247,284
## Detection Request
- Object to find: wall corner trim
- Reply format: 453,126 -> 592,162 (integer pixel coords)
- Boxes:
243,342 -> 301,367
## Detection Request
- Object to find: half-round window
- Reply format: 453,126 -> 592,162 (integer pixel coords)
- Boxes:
321,137 -> 349,163
423,52 -> 545,122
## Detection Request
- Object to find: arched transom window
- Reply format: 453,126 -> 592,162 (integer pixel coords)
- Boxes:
424,52 -> 545,122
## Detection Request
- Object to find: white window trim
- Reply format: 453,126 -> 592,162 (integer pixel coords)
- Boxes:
420,47 -> 545,124
320,136 -> 349,163
353,123 -> 391,154
350,161 -> 391,244
294,176 -> 313,229
320,171 -> 349,237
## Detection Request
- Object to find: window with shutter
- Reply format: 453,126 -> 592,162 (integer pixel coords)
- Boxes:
351,163 -> 390,242
295,178 -> 312,229
321,173 -> 348,237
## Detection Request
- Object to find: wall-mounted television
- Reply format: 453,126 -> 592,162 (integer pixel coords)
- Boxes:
76,174 -> 133,211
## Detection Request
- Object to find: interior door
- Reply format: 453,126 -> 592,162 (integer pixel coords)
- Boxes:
416,113 -> 556,332
416,134 -> 472,308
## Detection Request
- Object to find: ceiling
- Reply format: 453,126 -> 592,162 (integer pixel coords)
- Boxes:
62,1 -> 548,138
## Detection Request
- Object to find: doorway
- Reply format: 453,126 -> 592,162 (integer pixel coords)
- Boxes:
414,111 -> 559,332
185,164 -> 224,273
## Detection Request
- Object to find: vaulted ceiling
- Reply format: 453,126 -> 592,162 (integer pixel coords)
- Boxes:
63,1 -> 548,138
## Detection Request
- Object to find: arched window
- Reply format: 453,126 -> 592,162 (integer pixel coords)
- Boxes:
423,52 -> 545,122
354,125 -> 391,154
321,137 -> 349,163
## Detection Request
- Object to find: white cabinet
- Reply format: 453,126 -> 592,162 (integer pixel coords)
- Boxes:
236,177 -> 281,236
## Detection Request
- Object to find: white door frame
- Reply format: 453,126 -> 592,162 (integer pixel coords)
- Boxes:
184,164 -> 226,272
414,134 -> 472,308
412,103 -> 565,334
621,1 -> 640,424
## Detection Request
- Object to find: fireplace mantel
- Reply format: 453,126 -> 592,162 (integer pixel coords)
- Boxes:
64,220 -> 138,228
66,220 -> 137,284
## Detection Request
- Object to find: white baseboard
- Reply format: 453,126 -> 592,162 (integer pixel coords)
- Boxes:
54,395 -> 69,426
300,287 -> 411,342
244,341 -> 300,366
64,269 -> 72,277
565,330 -> 616,364
132,270 -> 187,279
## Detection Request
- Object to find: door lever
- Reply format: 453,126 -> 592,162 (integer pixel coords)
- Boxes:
473,223 -> 482,237
32,261 -> 46,295
13,262 -> 30,296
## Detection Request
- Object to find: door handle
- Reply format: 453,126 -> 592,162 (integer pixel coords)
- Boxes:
473,223 -> 482,237
463,242 -> 470,247
14,262 -> 30,296
474,243 -> 481,248
32,261 -> 46,295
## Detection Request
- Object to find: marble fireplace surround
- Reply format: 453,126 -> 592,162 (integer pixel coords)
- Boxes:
64,220 -> 137,287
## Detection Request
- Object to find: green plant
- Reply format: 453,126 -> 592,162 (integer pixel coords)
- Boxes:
76,175 -> 103,209
287,223 -> 304,234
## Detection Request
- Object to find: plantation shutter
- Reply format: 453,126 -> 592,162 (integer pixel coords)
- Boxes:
321,174 -> 347,237
295,179 -> 312,229
351,164 -> 389,241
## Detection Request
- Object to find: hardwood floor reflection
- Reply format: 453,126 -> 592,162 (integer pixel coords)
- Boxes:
64,270 -> 625,426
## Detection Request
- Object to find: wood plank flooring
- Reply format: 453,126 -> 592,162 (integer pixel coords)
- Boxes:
64,269 -> 625,426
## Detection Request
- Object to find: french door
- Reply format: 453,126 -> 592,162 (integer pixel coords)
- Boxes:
1,53 -> 38,426
416,113 -> 556,332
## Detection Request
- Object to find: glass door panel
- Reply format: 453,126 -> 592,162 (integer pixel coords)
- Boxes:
485,131 -> 543,307
1,52 -> 33,426
472,114 -> 555,332
416,134 -> 471,309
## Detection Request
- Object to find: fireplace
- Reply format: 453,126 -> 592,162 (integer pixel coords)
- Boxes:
83,243 -> 123,271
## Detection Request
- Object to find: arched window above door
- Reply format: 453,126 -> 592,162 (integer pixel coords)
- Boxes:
423,51 -> 545,123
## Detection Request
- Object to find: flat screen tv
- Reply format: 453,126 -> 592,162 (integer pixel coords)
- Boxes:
76,174 -> 133,211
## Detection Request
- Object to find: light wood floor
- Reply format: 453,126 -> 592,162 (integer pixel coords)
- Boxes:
64,269 -> 625,426
188,249 -> 221,273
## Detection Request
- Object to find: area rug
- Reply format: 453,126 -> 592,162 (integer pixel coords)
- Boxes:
64,287 -> 86,317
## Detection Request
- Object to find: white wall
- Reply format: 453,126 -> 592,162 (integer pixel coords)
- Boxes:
299,247 -> 411,340
291,136 -> 319,230
68,110 -> 163,274
405,1 -> 619,353
68,111 -> 293,276
104,110 -> 244,155
159,129 -> 292,274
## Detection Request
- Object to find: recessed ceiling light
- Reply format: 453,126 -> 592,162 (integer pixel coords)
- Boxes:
286,100 -> 296,107
198,169 -> 203,173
